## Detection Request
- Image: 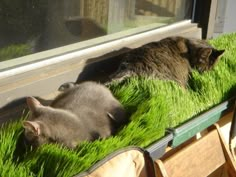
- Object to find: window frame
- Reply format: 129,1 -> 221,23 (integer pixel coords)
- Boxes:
193,0 -> 218,39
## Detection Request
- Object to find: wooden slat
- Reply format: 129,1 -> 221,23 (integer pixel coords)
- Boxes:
158,129 -> 226,177
215,124 -> 236,176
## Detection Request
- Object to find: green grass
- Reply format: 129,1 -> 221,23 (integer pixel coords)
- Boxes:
1,33 -> 236,176
0,44 -> 32,62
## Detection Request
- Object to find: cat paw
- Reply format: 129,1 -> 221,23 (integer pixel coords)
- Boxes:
58,82 -> 77,91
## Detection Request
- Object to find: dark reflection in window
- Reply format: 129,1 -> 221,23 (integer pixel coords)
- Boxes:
0,0 -> 193,62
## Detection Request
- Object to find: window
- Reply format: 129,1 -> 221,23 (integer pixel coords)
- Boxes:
1,0 -> 203,118
0,0 -> 193,63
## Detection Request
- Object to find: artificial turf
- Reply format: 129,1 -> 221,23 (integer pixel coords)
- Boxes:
0,33 -> 235,176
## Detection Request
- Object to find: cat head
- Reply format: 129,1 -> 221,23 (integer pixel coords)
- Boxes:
187,38 -> 225,72
22,120 -> 52,148
24,97 -> 81,149
23,97 -> 56,148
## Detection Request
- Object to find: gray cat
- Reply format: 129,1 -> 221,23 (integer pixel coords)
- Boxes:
109,36 -> 225,87
23,81 -> 127,149
59,36 -> 224,90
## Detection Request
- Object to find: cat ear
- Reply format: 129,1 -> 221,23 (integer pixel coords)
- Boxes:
23,121 -> 41,136
212,49 -> 225,58
177,38 -> 188,53
26,97 -> 42,112
210,49 -> 225,65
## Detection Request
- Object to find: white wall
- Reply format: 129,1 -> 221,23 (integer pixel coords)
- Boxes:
214,0 -> 236,36
223,0 -> 236,33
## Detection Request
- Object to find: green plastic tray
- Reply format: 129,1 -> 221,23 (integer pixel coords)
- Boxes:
146,133 -> 173,159
170,97 -> 235,147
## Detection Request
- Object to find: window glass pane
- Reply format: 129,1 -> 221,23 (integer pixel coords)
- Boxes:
0,0 -> 193,62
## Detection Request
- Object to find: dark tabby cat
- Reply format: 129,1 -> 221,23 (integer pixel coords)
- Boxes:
23,81 -> 127,149
109,36 -> 225,87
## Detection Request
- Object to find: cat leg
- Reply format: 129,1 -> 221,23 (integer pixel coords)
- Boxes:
58,82 -> 78,91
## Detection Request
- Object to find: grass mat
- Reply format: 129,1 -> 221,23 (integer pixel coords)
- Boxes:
0,33 -> 236,176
